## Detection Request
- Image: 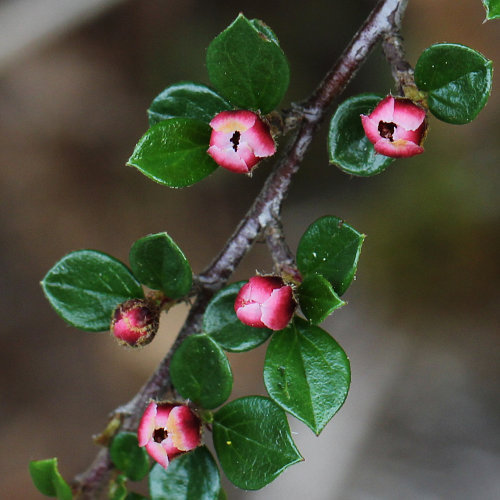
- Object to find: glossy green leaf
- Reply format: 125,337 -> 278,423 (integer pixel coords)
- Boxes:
128,118 -> 217,188
415,43 -> 493,124
298,273 -> 345,324
206,14 -> 289,113
170,334 -> 233,409
42,250 -> 144,332
148,82 -> 231,126
110,432 -> 150,481
203,282 -> 272,352
328,94 -> 394,176
213,396 -> 302,490
264,318 -> 350,435
129,232 -> 192,299
296,216 -> 364,296
149,447 -> 221,500
482,0 -> 500,20
29,458 -> 72,500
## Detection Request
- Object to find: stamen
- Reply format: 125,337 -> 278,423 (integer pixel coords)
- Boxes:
153,428 -> 168,443
230,131 -> 241,151
378,121 -> 397,142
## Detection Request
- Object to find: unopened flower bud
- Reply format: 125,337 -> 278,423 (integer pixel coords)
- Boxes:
110,299 -> 159,348
361,95 -> 427,158
207,110 -> 276,173
234,275 -> 296,331
138,401 -> 202,469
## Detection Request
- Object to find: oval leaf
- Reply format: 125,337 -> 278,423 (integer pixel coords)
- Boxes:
483,0 -> 500,19
213,396 -> 302,490
206,14 -> 290,113
129,232 -> 192,299
296,216 -> 364,296
170,334 -> 233,409
298,273 -> 345,324
127,118 -> 217,188
149,447 -> 221,500
203,282 -> 272,352
415,43 -> 493,124
148,82 -> 231,126
110,432 -> 150,482
29,458 -> 72,500
328,94 -> 394,176
264,318 -> 350,435
109,474 -> 128,500
42,250 -> 144,332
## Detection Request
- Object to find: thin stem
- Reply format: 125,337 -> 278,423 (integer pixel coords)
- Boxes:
72,0 -> 409,497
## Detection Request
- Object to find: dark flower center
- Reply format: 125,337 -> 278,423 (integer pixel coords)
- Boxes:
153,427 -> 168,443
230,131 -> 241,152
378,121 -> 397,142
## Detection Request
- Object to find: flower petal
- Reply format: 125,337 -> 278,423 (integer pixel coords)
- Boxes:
210,110 -> 256,132
368,95 -> 394,122
145,441 -> 169,469
247,276 -> 283,304
155,403 -> 173,428
242,118 -> 276,157
138,401 -> 157,447
260,285 -> 295,330
374,138 -> 424,158
393,99 -> 426,131
167,406 -> 201,452
360,115 -> 382,145
207,145 -> 250,173
236,302 -> 266,328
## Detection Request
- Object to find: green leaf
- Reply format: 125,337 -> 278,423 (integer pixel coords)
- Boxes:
206,14 -> 290,113
328,94 -> 394,176
125,494 -> 148,500
129,232 -> 192,299
149,447 -> 221,500
110,432 -> 150,482
213,396 -> 302,490
148,82 -> 231,126
296,216 -> 364,296
298,273 -> 345,324
29,458 -> 72,500
415,43 -> 493,124
41,250 -> 144,332
128,118 -> 217,188
217,489 -> 228,500
170,334 -> 233,409
264,318 -> 350,435
482,0 -> 500,20
203,282 -> 272,352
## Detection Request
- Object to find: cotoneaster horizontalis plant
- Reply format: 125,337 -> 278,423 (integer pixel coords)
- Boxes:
30,1 -> 497,499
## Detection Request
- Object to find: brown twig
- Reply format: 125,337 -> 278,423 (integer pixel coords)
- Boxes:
72,0 -> 409,497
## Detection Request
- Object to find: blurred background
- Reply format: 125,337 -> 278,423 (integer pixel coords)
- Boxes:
1,0 -> 498,498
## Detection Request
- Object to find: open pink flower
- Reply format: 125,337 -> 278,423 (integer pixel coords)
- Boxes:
138,402 -> 201,469
207,110 -> 276,173
110,299 -> 159,348
361,96 -> 427,158
234,276 -> 296,331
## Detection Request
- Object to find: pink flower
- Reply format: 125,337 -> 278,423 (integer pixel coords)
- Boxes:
138,402 -> 202,469
110,299 -> 159,348
361,96 -> 427,158
234,276 -> 296,331
207,110 -> 276,173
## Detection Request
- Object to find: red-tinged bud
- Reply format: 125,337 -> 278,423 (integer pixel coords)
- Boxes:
110,299 -> 159,348
361,95 -> 427,158
234,275 -> 296,331
138,401 -> 202,469
207,110 -> 276,174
